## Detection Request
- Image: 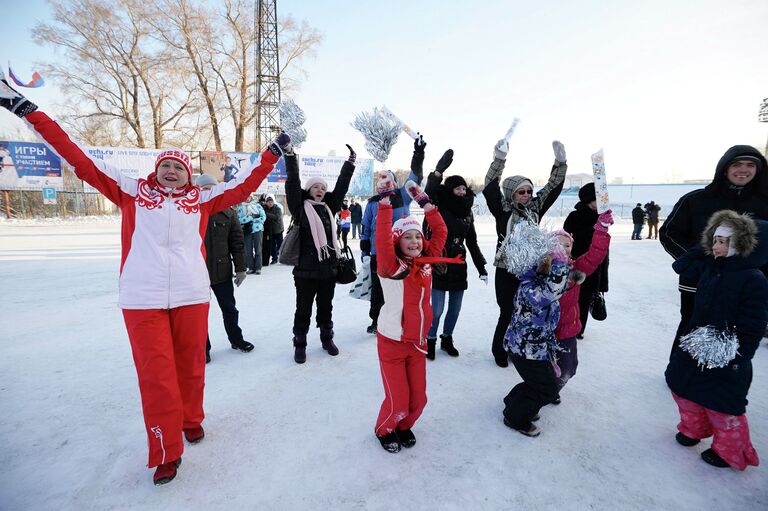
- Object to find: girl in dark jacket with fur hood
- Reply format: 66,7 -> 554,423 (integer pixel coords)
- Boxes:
665,210 -> 768,471
422,155 -> 487,360
285,145 -> 356,364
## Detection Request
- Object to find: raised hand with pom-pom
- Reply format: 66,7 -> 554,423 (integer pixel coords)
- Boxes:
268,132 -> 293,157
494,139 -> 509,161
552,140 -> 567,165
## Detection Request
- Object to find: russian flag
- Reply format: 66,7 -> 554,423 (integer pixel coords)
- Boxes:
8,64 -> 45,88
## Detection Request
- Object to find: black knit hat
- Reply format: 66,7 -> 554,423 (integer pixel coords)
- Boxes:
578,182 -> 596,203
444,175 -> 468,190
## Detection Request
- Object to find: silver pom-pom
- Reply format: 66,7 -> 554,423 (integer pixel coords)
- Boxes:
351,107 -> 403,162
279,99 -> 307,148
679,326 -> 739,369
500,220 -> 558,276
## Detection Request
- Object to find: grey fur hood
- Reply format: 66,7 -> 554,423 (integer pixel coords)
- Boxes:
700,210 -> 758,257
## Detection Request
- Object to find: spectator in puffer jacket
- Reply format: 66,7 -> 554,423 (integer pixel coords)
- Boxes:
237,194 -> 266,274
197,174 -> 255,363
551,210 -> 613,403
665,210 -> 768,471
349,198 -> 363,239
285,145 -> 355,364
502,245 -> 573,438
483,139 -> 568,367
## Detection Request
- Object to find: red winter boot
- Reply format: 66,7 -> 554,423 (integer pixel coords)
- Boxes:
153,458 -> 182,485
184,426 -> 205,444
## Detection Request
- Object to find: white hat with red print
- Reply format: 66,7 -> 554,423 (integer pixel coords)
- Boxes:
155,148 -> 192,181
392,215 -> 421,241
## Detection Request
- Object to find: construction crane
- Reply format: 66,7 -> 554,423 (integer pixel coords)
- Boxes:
254,0 -> 281,151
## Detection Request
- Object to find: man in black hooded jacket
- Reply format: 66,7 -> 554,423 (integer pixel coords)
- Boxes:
660,145 -> 768,358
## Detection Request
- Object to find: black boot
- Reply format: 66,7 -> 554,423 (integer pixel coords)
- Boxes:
366,322 -> 377,335
377,432 -> 401,453
293,328 -> 307,364
397,428 -> 416,448
440,335 -> 459,357
231,339 -> 254,353
320,322 -> 339,356
675,432 -> 699,447
701,448 -> 729,468
426,338 -> 436,360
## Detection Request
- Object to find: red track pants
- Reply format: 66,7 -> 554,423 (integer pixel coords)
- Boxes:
375,335 -> 427,436
123,303 -> 209,468
672,393 -> 759,470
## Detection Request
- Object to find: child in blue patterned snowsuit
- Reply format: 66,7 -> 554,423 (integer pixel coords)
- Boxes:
502,251 -> 572,437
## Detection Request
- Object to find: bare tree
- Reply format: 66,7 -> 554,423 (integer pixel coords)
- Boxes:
33,0 -> 193,148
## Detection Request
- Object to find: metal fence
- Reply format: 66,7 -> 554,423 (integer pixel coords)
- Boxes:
0,190 -> 119,219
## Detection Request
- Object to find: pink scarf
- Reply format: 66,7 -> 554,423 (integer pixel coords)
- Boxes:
303,199 -> 341,261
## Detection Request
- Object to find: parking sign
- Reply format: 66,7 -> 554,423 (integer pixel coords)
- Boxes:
42,187 -> 57,205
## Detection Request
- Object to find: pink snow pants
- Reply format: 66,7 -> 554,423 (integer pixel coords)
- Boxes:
375,335 -> 427,437
123,304 -> 209,468
672,393 -> 759,471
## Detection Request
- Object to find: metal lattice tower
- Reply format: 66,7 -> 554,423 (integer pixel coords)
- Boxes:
254,0 -> 281,151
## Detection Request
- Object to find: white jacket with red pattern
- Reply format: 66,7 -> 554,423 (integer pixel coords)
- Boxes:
26,111 -> 279,310
375,203 -> 447,350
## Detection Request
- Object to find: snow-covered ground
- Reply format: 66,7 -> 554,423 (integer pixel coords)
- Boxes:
1,217 -> 766,510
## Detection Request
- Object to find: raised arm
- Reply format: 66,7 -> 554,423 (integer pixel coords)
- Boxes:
375,201 -> 400,277
283,153 -> 303,216
202,148 -> 280,214
409,135 -> 426,185
573,230 -> 610,276
25,111 -> 135,206
326,146 -> 356,213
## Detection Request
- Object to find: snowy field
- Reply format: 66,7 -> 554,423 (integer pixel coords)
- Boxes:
0,216 -> 766,510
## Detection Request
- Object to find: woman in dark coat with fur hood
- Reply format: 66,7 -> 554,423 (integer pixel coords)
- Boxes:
423,156 -> 487,360
285,145 -> 356,364
563,182 -> 609,338
665,210 -> 768,471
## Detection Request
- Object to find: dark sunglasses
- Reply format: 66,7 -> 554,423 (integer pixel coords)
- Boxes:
516,189 -> 533,195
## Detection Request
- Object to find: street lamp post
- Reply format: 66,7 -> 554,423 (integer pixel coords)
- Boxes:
759,98 -> 768,156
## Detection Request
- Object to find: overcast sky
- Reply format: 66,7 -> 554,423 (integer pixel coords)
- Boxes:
2,0 -> 767,183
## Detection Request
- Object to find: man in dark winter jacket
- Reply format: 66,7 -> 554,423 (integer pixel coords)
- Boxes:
644,201 -> 661,239
660,145 -> 768,358
631,203 -> 645,240
349,198 -> 363,239
196,175 -> 254,363
264,194 -> 284,264
563,182 -> 608,339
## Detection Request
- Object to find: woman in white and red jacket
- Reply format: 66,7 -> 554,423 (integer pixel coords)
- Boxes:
0,76 -> 289,485
373,176 -> 460,453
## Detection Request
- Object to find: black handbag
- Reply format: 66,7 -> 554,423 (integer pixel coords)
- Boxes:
278,218 -> 300,266
335,245 -> 358,284
590,292 -> 607,321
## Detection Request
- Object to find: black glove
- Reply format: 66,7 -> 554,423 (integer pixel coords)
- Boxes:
346,144 -> 356,164
413,133 -> 426,154
435,149 -> 454,174
0,74 -> 38,118
268,132 -> 293,156
360,239 -> 371,255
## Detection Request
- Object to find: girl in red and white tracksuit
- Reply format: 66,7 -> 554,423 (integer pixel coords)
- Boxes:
22,109 -> 285,483
373,182 -> 458,452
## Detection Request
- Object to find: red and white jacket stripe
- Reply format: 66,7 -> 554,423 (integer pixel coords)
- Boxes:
25,111 -> 279,310
375,204 -> 447,349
